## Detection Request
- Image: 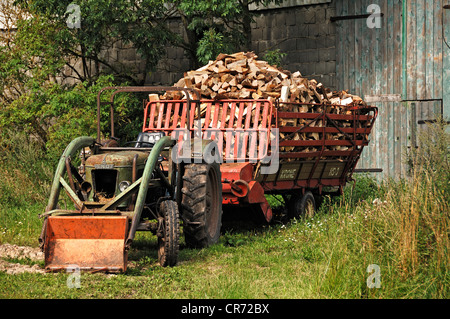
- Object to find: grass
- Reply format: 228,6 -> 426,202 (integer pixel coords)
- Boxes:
1,181 -> 447,299
0,123 -> 448,299
0,204 -> 43,247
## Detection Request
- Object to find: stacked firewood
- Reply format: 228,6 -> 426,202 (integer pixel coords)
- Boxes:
163,52 -> 365,106
159,52 -> 370,159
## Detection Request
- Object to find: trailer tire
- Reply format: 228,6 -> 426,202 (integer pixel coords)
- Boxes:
158,200 -> 180,267
181,163 -> 222,248
288,191 -> 316,219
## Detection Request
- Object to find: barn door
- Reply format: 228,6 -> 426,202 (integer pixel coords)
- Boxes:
334,0 -> 446,178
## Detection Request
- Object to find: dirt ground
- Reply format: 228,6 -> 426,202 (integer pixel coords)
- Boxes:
0,244 -> 45,274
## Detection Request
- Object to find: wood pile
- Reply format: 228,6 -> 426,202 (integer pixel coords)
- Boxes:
159,52 -> 370,160
163,52 -> 365,106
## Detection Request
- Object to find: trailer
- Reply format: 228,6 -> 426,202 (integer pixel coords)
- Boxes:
144,93 -> 378,222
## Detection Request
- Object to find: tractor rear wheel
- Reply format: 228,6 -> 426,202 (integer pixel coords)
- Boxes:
157,200 -> 180,267
181,163 -> 222,248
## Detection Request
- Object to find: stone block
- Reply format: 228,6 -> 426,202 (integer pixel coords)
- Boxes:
326,7 -> 336,20
315,8 -> 326,22
285,11 -> 296,26
257,40 -> 270,52
318,47 -> 335,62
271,25 -> 286,39
325,60 -> 336,74
296,38 -> 308,51
315,62 -> 328,75
119,48 -> 137,62
316,35 -> 336,49
301,63 -> 316,76
279,38 -> 297,53
288,24 -> 308,38
304,8 -> 316,24
306,49 -> 319,63
252,27 -> 263,41
307,24 -> 320,37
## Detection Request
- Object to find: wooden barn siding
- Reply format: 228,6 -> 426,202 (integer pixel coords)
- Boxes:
335,0 -> 445,178
444,4 -> 450,125
406,0 -> 443,100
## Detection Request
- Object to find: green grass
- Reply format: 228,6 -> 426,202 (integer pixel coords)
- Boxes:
1,178 -> 447,299
0,125 -> 448,299
0,204 -> 43,247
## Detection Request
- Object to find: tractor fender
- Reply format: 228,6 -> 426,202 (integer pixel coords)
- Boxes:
172,137 -> 221,164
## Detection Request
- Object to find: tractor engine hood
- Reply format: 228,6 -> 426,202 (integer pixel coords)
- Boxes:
84,151 -> 149,202
85,151 -> 148,169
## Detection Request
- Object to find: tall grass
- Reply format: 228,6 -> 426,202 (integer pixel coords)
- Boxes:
316,118 -> 449,298
0,129 -> 54,205
0,129 -> 54,245
0,120 -> 448,299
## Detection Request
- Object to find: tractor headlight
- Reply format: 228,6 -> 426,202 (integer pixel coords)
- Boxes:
119,180 -> 131,192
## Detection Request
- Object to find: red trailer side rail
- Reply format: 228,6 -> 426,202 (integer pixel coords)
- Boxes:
258,101 -> 378,194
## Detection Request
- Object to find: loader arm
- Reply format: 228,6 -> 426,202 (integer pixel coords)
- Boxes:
44,136 -> 96,214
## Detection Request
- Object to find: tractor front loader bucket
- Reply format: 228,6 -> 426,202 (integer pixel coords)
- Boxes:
40,135 -> 175,272
43,216 -> 129,272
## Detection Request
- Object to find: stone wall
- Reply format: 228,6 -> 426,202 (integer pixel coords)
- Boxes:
251,2 -> 337,90
146,18 -> 190,86
57,1 -> 338,90
148,1 -> 337,90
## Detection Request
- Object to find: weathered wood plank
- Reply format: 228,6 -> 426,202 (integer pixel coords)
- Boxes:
406,0 -> 417,100
424,0 -> 434,99
354,0 -> 363,97
416,0 -> 426,100
393,101 -> 402,178
386,0 -> 393,95
342,0 -> 350,92
348,0 -> 356,94
443,4 -> 450,125
433,0 -> 443,99
374,0 -> 383,97
360,0 -> 370,100
393,0 -> 402,95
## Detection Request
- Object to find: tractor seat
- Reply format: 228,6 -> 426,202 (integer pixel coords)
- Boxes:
134,132 -> 165,148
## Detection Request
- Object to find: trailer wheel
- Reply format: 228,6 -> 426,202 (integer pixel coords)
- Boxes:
288,191 -> 316,219
158,200 -> 180,267
181,163 -> 222,248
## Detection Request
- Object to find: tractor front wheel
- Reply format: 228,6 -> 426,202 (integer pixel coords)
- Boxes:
157,200 -> 180,267
181,163 -> 222,248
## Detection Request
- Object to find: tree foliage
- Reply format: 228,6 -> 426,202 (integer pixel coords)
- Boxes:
0,1 -> 160,154
0,0 -> 284,157
175,0 -> 283,67
15,0 -> 173,85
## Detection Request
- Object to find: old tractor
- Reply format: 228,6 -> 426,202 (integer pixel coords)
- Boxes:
39,87 -> 222,272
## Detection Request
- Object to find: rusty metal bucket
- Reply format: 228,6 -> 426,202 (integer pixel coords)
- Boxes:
43,216 -> 129,272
